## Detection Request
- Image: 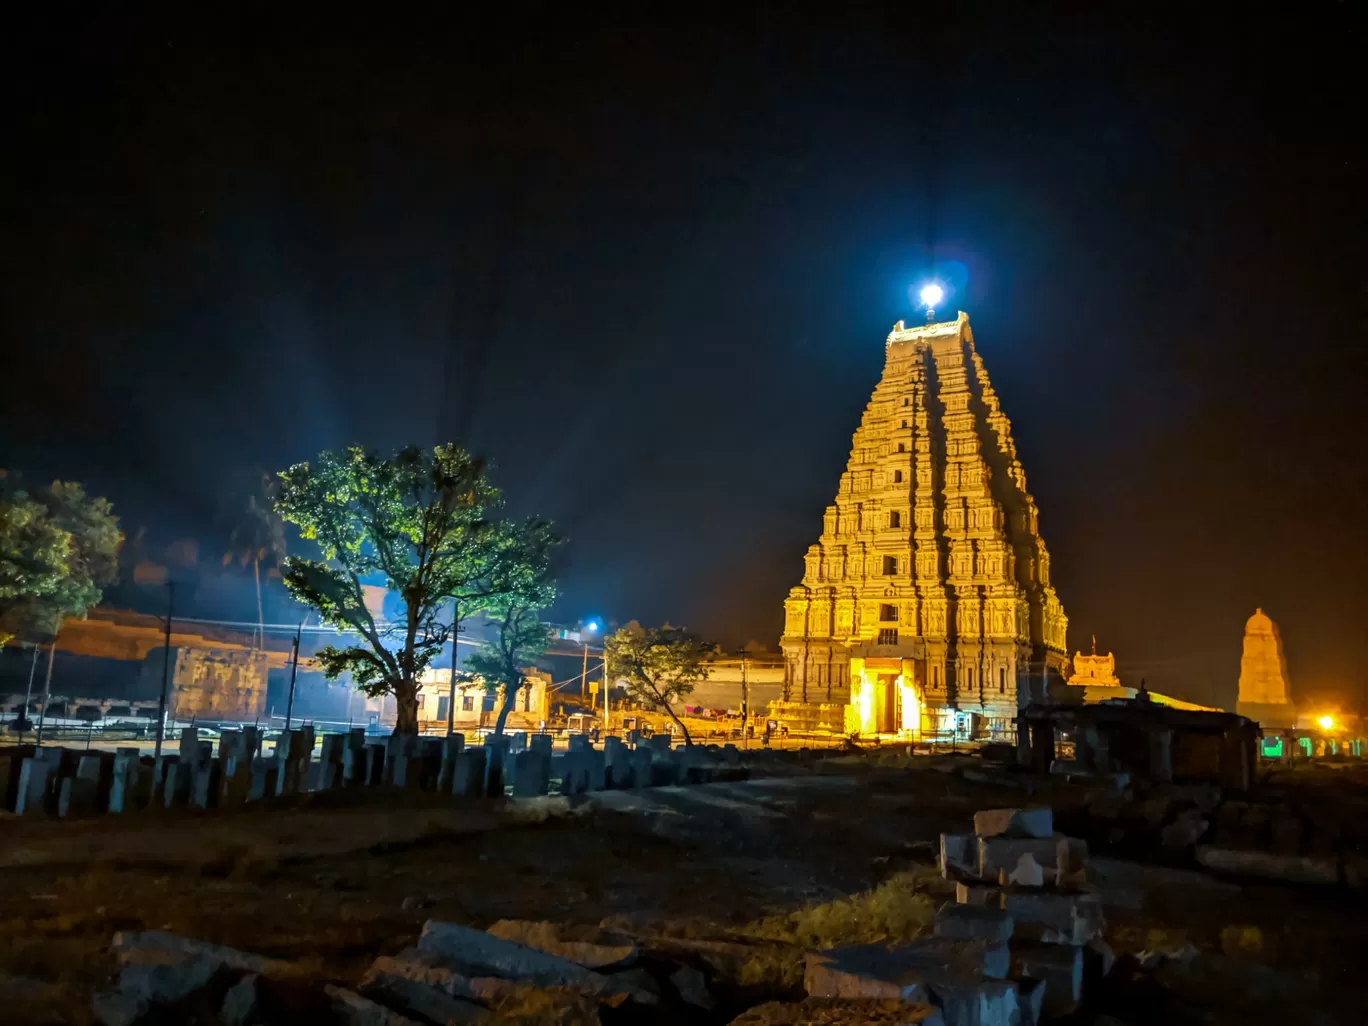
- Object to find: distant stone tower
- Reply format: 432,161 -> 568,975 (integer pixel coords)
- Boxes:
777,312 -> 1069,738
1236,608 -> 1297,727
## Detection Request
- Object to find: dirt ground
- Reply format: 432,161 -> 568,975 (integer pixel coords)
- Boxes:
1,754 -> 1364,1024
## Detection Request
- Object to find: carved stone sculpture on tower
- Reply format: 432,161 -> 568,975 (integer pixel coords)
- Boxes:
775,312 -> 1069,739
1235,607 -> 1297,728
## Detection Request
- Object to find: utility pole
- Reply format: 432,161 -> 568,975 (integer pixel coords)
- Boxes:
601,658 -> 610,733
285,618 -> 303,730
738,647 -> 751,748
581,642 -> 590,699
153,582 -> 175,763
19,642 -> 39,743
446,599 -> 459,736
34,634 -> 58,746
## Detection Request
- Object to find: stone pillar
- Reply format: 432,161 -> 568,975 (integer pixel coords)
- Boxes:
558,752 -> 587,795
630,747 -> 654,789
568,733 -> 592,754
452,747 -> 487,799
511,749 -> 549,797
509,732 -> 529,754
108,748 -> 146,813
16,752 -> 57,815
604,737 -> 630,788
248,756 -> 278,801
190,760 -> 220,809
437,733 -> 466,793
587,750 -> 607,791
1030,721 -> 1055,773
275,729 -> 312,796
219,731 -> 252,806
530,733 -> 553,758
384,733 -> 418,787
485,736 -> 510,796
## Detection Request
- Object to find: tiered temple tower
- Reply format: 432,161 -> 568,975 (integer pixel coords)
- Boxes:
777,312 -> 1069,738
1235,608 -> 1297,727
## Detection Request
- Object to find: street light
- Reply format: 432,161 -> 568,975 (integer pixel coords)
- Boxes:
919,282 -> 945,323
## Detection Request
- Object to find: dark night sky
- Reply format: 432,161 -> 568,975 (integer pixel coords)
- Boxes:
1,5 -> 1363,709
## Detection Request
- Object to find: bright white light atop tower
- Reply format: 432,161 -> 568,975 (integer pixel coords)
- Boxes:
919,283 -> 944,309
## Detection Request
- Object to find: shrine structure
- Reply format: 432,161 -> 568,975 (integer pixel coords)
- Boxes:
774,312 -> 1069,739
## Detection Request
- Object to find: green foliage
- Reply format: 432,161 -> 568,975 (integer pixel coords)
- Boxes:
273,444 -> 558,733
742,872 -> 936,950
604,622 -> 712,744
464,518 -> 559,734
0,473 -> 122,645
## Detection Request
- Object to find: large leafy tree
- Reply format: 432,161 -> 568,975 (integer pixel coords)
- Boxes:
465,598 -> 555,737
274,444 -> 557,734
0,473 -> 122,646
604,622 -> 712,746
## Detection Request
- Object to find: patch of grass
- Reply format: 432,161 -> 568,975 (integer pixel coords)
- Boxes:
741,872 -> 936,950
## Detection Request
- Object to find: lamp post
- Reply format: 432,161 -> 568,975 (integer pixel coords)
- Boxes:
919,282 -> 945,324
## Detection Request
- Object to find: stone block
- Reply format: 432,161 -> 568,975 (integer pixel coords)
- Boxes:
359,967 -> 487,1023
363,743 -> 387,786
1001,891 -> 1103,945
1004,853 -> 1046,888
940,833 -> 978,879
163,760 -> 193,808
1194,845 -> 1338,885
1161,809 -> 1209,849
1055,837 -> 1089,881
113,929 -> 292,974
669,965 -> 713,1009
933,904 -> 1014,944
485,920 -> 637,970
529,733 -> 553,756
978,836 -> 1058,881
567,733 -> 592,753
509,732 -> 529,753
1012,942 -> 1083,1018
452,748 -> 487,799
973,807 -> 1053,839
956,883 -> 1000,906
327,984 -> 431,1025
417,921 -> 654,1002
649,733 -> 673,753
804,940 -> 1011,1008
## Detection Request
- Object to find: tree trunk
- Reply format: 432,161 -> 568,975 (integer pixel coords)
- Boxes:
663,702 -> 693,746
492,680 -> 521,736
253,557 -> 264,649
393,678 -> 420,734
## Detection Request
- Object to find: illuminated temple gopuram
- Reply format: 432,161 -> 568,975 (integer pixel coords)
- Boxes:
775,312 -> 1069,739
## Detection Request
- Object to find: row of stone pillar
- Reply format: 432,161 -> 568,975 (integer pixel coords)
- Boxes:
0,727 -> 755,818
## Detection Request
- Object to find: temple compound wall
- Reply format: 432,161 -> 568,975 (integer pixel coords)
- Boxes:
777,312 -> 1069,739
143,648 -> 270,723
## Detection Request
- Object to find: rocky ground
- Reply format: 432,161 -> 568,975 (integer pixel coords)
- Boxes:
0,751 -> 1363,1024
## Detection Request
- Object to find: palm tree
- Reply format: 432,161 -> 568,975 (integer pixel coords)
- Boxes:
225,474 -> 286,648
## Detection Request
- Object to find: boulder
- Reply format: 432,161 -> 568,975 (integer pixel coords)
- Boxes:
669,965 -> 714,1009
972,807 -> 1053,839
484,920 -> 637,970
220,974 -> 260,1026
1161,809 -> 1209,849
91,991 -> 149,1026
727,998 -> 943,1025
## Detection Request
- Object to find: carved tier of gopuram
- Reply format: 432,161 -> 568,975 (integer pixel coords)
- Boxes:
775,312 -> 1069,740
1235,607 -> 1297,728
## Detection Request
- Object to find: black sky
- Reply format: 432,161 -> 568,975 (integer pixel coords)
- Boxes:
1,5 -> 1363,709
